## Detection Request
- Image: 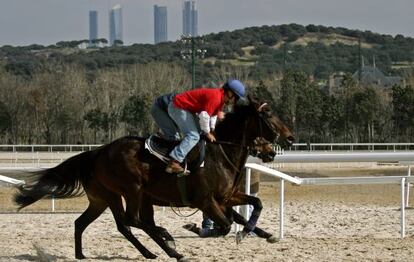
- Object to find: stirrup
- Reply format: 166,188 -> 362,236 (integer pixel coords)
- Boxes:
177,162 -> 190,177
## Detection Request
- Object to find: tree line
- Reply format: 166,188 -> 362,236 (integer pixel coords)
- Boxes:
0,61 -> 413,145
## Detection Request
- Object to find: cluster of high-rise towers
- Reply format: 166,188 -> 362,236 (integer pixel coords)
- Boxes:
89,1 -> 198,47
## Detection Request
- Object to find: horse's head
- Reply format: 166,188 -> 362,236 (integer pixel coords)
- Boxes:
235,96 -> 295,149
253,98 -> 294,149
250,137 -> 276,163
215,96 -> 294,157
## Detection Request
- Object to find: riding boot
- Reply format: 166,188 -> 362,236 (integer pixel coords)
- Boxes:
166,159 -> 184,173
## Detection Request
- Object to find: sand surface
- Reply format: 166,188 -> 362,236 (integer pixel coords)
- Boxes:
1,165 -> 414,261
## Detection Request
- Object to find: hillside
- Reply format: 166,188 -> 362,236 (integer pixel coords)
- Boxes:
1,23 -> 413,81
290,33 -> 374,48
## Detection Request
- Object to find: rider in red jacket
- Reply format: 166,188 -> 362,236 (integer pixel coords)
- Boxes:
151,79 -> 246,174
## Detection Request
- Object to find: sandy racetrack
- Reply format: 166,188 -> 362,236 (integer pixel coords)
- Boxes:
2,166 -> 414,261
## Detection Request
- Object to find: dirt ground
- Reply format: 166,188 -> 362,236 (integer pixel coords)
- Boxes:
1,165 -> 414,261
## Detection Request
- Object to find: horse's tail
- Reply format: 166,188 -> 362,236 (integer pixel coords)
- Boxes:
14,149 -> 97,210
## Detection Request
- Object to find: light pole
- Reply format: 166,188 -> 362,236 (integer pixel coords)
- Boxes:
180,36 -> 206,89
283,44 -> 293,72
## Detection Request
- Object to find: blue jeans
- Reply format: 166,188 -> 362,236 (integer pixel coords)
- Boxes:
151,102 -> 181,141
167,103 -> 200,163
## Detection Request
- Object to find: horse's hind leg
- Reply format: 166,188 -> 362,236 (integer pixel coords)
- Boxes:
108,196 -> 157,259
121,183 -> 143,227
74,200 -> 107,259
140,197 -> 176,249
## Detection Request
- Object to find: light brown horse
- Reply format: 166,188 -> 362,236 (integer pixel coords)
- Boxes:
14,96 -> 294,261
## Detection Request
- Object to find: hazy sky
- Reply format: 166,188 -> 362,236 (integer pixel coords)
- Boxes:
0,0 -> 413,46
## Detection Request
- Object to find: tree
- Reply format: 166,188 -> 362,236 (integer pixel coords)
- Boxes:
113,39 -> 124,47
320,94 -> 346,142
121,94 -> 153,135
348,86 -> 381,142
278,71 -> 307,137
0,101 -> 11,134
251,81 -> 275,104
84,109 -> 110,143
296,83 -> 324,142
392,84 -> 414,140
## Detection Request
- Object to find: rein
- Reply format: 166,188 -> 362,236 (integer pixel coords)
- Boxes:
217,143 -> 246,204
218,144 -> 242,174
218,116 -> 251,205
213,140 -> 247,147
170,205 -> 200,217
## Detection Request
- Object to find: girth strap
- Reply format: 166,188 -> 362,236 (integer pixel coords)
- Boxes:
177,176 -> 191,206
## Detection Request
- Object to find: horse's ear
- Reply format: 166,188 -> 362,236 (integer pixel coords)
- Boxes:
246,95 -> 262,109
257,103 -> 268,112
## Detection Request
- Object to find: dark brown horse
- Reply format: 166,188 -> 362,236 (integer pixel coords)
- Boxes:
14,96 -> 294,261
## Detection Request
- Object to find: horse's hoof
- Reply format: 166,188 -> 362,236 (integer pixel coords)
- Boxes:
182,223 -> 196,231
236,231 -> 247,244
143,252 -> 157,259
266,235 -> 280,243
178,256 -> 191,262
75,253 -> 86,259
182,223 -> 200,235
166,240 -> 176,250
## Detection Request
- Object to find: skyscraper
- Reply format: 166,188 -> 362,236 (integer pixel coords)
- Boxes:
89,10 -> 98,47
154,5 -> 168,44
183,1 -> 198,37
109,5 -> 123,46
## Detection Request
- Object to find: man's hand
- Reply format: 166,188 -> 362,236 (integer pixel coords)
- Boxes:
217,111 -> 225,120
206,132 -> 216,142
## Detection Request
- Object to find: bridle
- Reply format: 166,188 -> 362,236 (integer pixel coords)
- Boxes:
257,103 -> 280,145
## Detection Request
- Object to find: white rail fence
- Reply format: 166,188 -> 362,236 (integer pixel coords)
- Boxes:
291,142 -> 414,152
0,174 -> 24,186
244,151 -> 414,239
0,142 -> 413,155
0,144 -> 100,152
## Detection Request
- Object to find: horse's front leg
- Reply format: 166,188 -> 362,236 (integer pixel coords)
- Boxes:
225,191 -> 264,243
231,209 -> 278,243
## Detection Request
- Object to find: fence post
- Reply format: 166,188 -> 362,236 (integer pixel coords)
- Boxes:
406,165 -> 411,208
52,195 -> 55,212
401,177 -> 406,238
243,167 -> 251,219
279,179 -> 285,239
234,205 -> 240,233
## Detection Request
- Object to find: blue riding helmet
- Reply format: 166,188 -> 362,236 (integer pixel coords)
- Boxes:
224,79 -> 246,99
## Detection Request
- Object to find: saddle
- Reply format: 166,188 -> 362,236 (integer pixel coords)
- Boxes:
145,135 -> 205,174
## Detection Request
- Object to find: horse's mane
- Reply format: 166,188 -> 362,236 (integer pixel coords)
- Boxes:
215,98 -> 258,136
